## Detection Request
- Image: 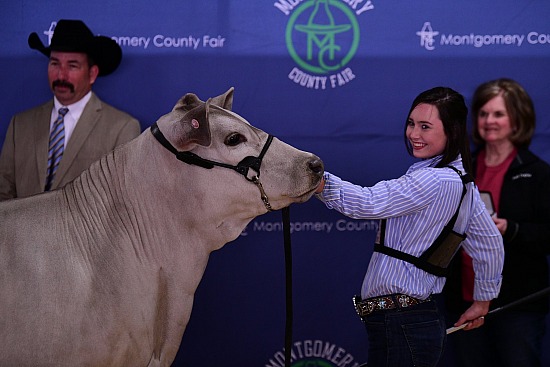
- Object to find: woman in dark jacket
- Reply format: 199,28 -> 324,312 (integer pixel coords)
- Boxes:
445,78 -> 550,367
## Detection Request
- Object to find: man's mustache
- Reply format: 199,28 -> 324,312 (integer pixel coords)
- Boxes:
52,80 -> 75,93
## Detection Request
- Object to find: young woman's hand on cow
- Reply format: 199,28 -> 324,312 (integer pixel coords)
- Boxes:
315,176 -> 325,193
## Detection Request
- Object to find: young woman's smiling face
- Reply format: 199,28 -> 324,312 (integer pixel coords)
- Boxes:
406,103 -> 447,159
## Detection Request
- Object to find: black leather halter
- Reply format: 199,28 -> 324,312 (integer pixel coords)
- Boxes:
150,122 -> 275,211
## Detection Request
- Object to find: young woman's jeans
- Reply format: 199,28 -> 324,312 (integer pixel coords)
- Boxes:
364,299 -> 446,367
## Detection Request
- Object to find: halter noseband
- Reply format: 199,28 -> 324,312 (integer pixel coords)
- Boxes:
150,122 -> 275,211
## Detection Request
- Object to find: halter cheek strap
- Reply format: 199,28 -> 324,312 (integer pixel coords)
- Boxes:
150,122 -> 275,211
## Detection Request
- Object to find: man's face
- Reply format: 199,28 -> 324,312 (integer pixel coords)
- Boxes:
48,51 -> 99,105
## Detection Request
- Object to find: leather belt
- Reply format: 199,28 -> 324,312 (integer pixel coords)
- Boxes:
353,293 -> 431,318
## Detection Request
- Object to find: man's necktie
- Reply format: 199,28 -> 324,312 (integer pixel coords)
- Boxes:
45,107 -> 69,191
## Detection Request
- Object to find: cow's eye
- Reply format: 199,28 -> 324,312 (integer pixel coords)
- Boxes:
225,133 -> 246,146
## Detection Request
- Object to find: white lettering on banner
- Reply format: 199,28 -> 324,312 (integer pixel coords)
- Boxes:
110,34 -> 227,50
203,35 -> 226,47
440,33 -> 524,47
112,36 -> 151,49
336,219 -> 378,231
417,23 -> 550,50
252,220 -> 335,234
329,67 -> 356,88
153,35 -> 201,49
355,0 -> 374,15
240,219 -> 378,236
289,67 -> 356,89
265,339 -> 361,367
528,32 -> 550,44
274,0 -> 307,15
340,0 -> 375,15
288,68 -> 327,89
275,0 -> 373,16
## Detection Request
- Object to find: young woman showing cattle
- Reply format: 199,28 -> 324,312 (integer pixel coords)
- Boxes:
315,87 -> 504,367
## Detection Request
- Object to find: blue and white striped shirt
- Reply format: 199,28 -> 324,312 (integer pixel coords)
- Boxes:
317,155 -> 503,301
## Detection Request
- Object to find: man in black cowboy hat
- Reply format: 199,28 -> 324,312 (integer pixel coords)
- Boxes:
0,19 -> 140,200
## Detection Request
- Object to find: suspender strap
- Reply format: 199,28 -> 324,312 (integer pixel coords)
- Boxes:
374,166 -> 473,277
443,166 -> 473,228
373,243 -> 452,276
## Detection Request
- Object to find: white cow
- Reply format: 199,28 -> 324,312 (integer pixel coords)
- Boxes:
0,88 -> 323,367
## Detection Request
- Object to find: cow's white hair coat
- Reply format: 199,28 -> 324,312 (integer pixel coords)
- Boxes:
0,88 -> 323,367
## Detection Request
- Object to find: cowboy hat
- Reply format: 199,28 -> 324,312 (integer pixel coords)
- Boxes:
28,19 -> 122,76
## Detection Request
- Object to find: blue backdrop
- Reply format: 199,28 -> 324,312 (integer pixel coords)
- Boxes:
1,1 -> 549,366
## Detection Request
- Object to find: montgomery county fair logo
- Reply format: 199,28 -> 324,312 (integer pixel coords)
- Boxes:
274,0 -> 374,90
417,21 -> 550,50
416,22 -> 439,50
265,339 -> 364,367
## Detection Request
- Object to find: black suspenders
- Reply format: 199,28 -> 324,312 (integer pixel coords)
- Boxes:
373,166 -> 474,277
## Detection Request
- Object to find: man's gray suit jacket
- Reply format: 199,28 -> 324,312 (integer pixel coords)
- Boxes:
0,92 -> 141,200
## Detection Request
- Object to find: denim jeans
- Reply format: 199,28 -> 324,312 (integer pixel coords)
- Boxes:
364,299 -> 446,367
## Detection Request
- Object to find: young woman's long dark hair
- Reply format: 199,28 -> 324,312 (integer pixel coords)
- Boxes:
404,87 -> 473,175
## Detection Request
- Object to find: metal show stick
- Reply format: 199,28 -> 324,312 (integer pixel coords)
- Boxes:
446,286 -> 550,334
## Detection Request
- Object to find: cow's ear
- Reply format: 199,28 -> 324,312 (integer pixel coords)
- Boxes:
172,103 -> 211,150
209,87 -> 234,111
172,93 -> 204,112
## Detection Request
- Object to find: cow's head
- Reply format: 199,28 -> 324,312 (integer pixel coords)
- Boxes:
153,88 -> 323,221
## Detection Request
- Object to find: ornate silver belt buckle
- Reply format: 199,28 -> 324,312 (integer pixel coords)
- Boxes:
397,294 -> 411,308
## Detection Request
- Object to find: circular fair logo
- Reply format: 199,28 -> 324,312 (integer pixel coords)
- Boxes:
265,339 -> 363,367
286,0 -> 360,75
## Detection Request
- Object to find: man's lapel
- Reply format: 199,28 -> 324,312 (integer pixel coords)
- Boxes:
34,101 -> 55,189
